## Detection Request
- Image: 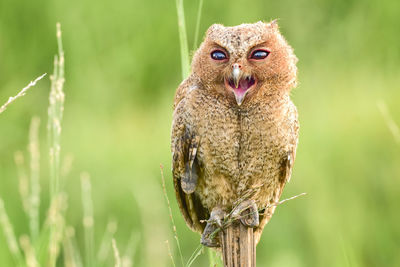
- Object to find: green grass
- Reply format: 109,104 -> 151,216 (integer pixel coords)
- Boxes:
1,0 -> 400,266
0,24 -> 137,267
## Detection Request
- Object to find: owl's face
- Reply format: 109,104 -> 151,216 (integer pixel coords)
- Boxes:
192,21 -> 297,106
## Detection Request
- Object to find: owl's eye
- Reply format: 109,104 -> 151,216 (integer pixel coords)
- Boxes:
250,50 -> 270,60
211,50 -> 228,60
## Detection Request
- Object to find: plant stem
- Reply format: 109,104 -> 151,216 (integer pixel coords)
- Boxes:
28,116 -> 41,243
175,0 -> 190,79
81,173 -> 95,267
193,0 -> 204,51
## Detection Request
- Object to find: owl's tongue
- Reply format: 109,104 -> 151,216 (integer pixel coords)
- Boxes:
228,76 -> 255,105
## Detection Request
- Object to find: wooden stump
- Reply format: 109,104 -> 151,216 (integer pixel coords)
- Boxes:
220,221 -> 256,267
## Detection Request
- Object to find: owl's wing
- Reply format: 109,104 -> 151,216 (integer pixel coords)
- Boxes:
173,75 -> 201,110
255,104 -> 299,244
171,83 -> 207,234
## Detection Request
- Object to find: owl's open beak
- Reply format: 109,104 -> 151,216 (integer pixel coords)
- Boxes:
225,65 -> 256,106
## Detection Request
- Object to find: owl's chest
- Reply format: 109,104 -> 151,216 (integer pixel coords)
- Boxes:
193,100 -> 286,182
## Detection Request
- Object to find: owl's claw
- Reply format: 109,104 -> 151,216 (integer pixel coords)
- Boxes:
231,199 -> 259,228
201,207 -> 225,247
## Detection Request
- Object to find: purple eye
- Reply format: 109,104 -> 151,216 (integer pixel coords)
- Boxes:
250,50 -> 270,60
211,50 -> 228,60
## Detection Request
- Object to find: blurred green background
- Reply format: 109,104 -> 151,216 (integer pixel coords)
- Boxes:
1,0 -> 400,266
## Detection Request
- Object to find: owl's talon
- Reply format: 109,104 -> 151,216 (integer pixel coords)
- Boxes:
201,207 -> 225,247
231,199 -> 259,228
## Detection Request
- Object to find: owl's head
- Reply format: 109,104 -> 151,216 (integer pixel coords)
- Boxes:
192,21 -> 298,106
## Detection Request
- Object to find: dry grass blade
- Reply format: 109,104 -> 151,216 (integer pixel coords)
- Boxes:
235,193 -> 307,224
377,100 -> 400,144
274,192 -> 307,206
202,192 -> 307,240
160,164 -> 184,267
19,235 -> 39,267
165,240 -> 176,267
63,227 -> 82,267
63,226 -> 84,267
0,198 -> 23,263
47,193 -> 68,267
112,239 -> 122,267
0,73 -> 46,114
97,219 -> 118,265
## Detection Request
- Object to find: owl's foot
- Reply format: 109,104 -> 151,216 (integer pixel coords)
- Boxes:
201,207 -> 225,247
231,199 -> 259,227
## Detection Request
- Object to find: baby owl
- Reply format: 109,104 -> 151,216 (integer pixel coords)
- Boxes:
171,21 -> 299,246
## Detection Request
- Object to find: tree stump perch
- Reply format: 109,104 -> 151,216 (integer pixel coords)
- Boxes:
220,221 -> 256,267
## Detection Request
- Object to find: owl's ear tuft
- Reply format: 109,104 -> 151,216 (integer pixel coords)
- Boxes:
267,19 -> 279,30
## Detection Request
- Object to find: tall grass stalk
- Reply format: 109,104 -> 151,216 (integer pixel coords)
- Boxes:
0,73 -> 46,114
63,227 -> 83,267
81,172 -> 95,267
15,151 -> 30,214
47,22 -> 66,267
193,0 -> 204,51
48,22 -> 65,200
165,240 -> 177,267
112,239 -> 122,267
28,116 -> 41,243
1,24 -> 65,265
14,117 -> 42,245
0,198 -> 23,264
121,231 -> 140,267
175,0 -> 190,79
47,193 -> 68,266
19,235 -> 39,267
160,165 -> 185,267
97,219 -> 118,266
2,22 -> 132,267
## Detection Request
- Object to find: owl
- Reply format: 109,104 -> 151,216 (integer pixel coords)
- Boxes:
171,20 -> 299,247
